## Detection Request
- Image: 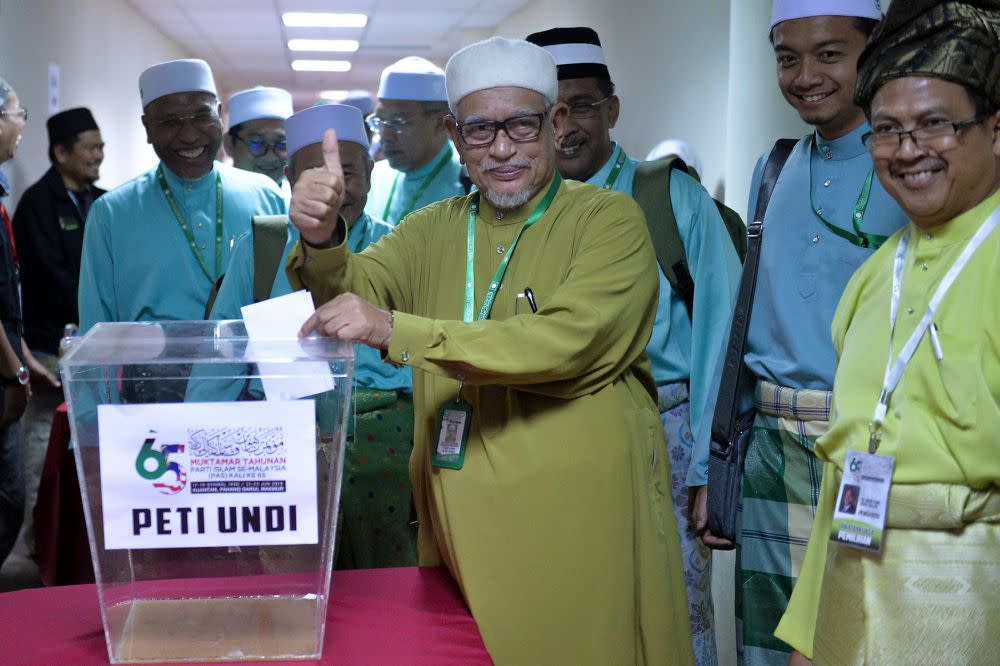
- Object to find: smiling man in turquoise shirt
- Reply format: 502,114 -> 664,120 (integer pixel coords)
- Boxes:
78,59 -> 285,331
527,26 -> 741,665
688,3 -> 909,665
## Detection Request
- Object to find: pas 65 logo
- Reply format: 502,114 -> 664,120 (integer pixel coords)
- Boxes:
135,431 -> 188,494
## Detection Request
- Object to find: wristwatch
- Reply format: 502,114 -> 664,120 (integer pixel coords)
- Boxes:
1,365 -> 29,387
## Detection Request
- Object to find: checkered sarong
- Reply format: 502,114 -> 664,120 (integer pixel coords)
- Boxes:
735,381 -> 830,666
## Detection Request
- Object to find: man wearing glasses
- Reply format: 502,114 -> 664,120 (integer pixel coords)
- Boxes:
526,27 -> 741,664
777,1 -> 1000,663
79,59 -> 286,331
363,56 -> 464,226
284,37 -> 694,665
224,87 -> 294,196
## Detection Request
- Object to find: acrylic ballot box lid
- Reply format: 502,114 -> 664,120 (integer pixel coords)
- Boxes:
62,320 -> 354,366
61,320 -> 354,663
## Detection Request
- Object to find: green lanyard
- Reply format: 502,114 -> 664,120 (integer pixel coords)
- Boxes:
601,148 -> 627,190
463,174 -> 562,322
383,147 -> 453,222
157,166 -> 224,283
809,138 -> 886,250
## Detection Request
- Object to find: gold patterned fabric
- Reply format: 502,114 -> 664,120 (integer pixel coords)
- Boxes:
812,483 -> 1000,665
855,0 -> 1000,110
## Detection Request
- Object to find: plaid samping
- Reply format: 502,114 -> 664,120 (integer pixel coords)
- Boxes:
735,381 -> 831,666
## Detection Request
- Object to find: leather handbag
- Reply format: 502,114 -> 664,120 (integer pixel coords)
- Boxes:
706,138 -> 796,546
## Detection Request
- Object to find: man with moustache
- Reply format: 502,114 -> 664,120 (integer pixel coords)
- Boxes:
777,1 -> 1000,663
209,103 -> 415,569
688,2 -> 909,664
283,37 -> 694,665
224,86 -> 293,196
78,59 -> 285,331
14,108 -> 104,357
363,57 -> 464,226
526,26 -> 741,665
12,107 -> 104,552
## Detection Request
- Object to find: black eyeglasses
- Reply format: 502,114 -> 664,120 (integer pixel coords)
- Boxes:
236,135 -> 288,157
0,107 -> 27,122
454,111 -> 548,147
862,115 -> 987,154
567,96 -> 611,119
151,111 -> 219,135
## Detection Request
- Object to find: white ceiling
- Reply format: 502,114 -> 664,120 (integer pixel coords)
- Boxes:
126,0 -> 531,109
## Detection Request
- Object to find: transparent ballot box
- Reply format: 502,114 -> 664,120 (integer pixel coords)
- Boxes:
61,321 -> 354,663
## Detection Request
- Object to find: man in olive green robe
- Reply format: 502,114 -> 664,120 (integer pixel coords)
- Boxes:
285,37 -> 693,665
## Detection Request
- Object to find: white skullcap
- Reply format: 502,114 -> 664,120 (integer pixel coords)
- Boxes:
377,57 -> 447,102
338,90 -> 376,117
139,59 -> 217,108
227,86 -> 293,129
286,103 -> 369,161
445,37 -> 558,110
771,0 -> 883,29
645,139 -> 703,178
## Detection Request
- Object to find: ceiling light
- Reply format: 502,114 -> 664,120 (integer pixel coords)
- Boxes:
282,12 -> 367,28
292,60 -> 352,72
288,39 -> 359,52
319,90 -> 349,100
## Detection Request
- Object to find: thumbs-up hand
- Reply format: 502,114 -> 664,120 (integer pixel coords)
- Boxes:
289,129 -> 345,247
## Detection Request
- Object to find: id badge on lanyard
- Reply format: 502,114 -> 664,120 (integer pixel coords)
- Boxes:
430,175 -> 561,471
832,205 -> 1000,551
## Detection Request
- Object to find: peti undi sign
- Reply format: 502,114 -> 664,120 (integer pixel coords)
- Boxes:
98,401 -> 319,549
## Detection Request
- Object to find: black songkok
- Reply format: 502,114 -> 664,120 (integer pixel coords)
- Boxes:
525,27 -> 611,81
46,107 -> 99,148
855,0 -> 1000,110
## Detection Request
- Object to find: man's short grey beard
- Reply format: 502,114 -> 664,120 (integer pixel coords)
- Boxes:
482,186 -> 534,210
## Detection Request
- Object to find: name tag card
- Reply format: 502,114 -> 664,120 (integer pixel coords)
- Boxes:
98,401 -> 318,550
830,450 -> 895,552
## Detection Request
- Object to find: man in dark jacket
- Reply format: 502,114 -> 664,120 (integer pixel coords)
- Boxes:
10,107 -> 100,559
13,106 -> 105,354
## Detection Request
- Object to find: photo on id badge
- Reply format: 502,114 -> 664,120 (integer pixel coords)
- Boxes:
433,397 -> 472,469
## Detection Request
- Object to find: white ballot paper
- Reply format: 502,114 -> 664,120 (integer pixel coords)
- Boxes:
99,400 -> 318,549
240,290 -> 334,400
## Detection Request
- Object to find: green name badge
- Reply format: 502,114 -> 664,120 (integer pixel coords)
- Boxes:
431,398 -> 472,470
58,216 -> 80,231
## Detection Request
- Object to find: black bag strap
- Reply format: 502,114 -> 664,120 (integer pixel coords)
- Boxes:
251,215 -> 290,303
710,138 -> 797,446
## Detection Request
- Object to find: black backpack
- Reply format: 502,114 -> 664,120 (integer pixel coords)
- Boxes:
631,157 -> 747,318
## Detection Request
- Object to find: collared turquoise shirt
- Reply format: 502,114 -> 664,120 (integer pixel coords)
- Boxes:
364,142 -> 464,226
589,143 -> 741,455
688,124 -> 909,485
211,213 -> 411,392
78,162 -> 286,331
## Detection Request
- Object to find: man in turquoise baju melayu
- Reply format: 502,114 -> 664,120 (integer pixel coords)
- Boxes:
527,26 -> 741,666
363,57 -> 464,226
78,58 -> 285,332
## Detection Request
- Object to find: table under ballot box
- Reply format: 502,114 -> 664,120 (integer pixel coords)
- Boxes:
60,320 -> 354,663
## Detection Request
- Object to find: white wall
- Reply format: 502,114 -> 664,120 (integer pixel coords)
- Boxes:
724,0 -> 809,214
496,0 -> 733,199
0,0 -> 188,209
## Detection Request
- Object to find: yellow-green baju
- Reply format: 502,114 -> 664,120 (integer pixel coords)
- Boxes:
775,187 -> 1000,664
288,175 -> 694,665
